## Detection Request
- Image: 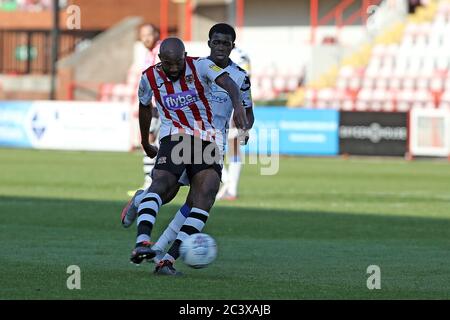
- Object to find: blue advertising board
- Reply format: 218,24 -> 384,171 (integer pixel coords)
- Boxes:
244,107 -> 339,156
0,101 -> 133,151
1,102 -> 339,155
0,101 -> 33,148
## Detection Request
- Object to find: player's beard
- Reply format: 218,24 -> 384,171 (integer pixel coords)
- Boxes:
167,71 -> 182,81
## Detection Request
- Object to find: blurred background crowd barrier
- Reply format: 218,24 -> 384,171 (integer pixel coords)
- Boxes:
0,0 -> 449,158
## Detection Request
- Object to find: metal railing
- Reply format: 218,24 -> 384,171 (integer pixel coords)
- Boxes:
0,29 -> 101,74
310,0 -> 383,44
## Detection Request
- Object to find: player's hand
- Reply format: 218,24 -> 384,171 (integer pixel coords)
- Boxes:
142,142 -> 158,158
233,105 -> 248,131
238,129 -> 250,145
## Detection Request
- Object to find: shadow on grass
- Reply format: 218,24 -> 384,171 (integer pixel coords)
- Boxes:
1,195 -> 450,242
2,195 -> 450,299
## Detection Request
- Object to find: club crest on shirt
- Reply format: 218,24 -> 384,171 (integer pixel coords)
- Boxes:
185,74 -> 194,84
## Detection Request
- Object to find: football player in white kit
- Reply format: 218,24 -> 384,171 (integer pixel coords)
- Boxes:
121,23 -> 254,270
216,46 -> 252,200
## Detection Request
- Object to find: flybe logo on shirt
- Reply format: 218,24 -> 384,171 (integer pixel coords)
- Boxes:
163,90 -> 200,110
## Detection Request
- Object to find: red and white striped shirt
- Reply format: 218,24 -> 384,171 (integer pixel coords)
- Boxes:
142,40 -> 161,71
138,56 -> 226,142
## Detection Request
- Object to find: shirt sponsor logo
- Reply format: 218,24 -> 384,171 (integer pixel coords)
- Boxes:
210,91 -> 228,104
209,64 -> 223,72
340,123 -> 407,143
163,90 -> 200,110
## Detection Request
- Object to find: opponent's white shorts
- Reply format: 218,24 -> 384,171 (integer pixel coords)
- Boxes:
150,117 -> 161,135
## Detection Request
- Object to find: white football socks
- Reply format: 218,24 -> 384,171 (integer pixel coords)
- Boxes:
152,203 -> 191,252
228,161 -> 242,197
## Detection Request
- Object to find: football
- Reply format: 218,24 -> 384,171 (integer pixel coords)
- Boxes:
179,233 -> 217,269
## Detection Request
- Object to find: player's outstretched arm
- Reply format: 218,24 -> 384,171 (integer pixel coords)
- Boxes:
246,107 -> 254,129
215,74 -> 248,130
139,102 -> 158,158
240,108 -> 255,145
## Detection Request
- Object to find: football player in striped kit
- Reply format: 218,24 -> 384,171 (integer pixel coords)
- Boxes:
121,37 -> 248,275
121,24 -> 254,276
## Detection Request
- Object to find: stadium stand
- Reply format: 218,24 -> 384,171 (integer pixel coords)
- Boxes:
251,70 -> 304,102
288,0 -> 450,112
97,68 -> 140,104
95,26 -> 159,105
94,47 -> 305,104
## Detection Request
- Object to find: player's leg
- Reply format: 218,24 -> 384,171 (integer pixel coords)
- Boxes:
121,167 -> 180,228
217,126 -> 241,200
226,136 -> 242,200
130,169 -> 178,264
142,154 -> 154,189
130,135 -> 185,264
215,162 -> 229,199
121,188 -> 145,228
155,169 -> 219,275
155,138 -> 221,275
156,168 -> 220,266
151,184 -> 195,263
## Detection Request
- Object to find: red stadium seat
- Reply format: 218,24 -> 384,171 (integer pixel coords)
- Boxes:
299,1 -> 450,112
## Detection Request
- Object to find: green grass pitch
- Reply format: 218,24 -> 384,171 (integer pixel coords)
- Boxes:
1,148 -> 450,299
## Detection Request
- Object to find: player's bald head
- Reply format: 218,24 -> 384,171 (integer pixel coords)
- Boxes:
159,37 -> 185,58
158,38 -> 187,81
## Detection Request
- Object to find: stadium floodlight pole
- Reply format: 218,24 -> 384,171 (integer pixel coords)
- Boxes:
227,0 -> 236,26
50,0 -> 60,100
160,0 -> 169,39
185,0 -> 192,41
236,0 -> 244,41
310,0 -> 318,44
